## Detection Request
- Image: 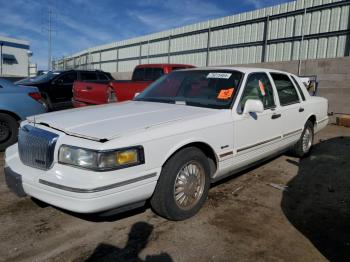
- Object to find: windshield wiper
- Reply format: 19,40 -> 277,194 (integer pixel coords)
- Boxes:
135,97 -> 174,104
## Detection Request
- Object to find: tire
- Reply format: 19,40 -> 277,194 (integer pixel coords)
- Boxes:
291,120 -> 314,158
0,113 -> 19,151
151,147 -> 210,221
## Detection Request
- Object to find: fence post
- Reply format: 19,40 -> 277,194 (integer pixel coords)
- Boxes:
116,48 -> 119,72
262,15 -> 270,63
167,35 -> 172,63
206,27 -> 211,66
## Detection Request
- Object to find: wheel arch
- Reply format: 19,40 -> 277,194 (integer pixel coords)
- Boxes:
307,114 -> 317,129
0,110 -> 22,121
162,141 -> 218,178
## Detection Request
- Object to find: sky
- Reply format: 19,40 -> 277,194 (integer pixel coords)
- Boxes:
0,0 -> 291,69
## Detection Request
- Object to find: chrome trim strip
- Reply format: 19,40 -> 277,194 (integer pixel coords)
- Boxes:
236,136 -> 282,153
317,117 -> 329,124
39,172 -> 157,193
219,151 -> 234,158
283,128 -> 303,137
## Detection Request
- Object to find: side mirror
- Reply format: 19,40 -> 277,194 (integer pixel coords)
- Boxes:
243,99 -> 264,115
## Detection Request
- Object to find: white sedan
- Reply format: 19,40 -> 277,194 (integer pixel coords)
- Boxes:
4,67 -> 328,220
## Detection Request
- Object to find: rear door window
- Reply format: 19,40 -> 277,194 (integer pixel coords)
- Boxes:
270,73 -> 300,106
290,75 -> 306,101
97,73 -> 109,80
81,72 -> 98,81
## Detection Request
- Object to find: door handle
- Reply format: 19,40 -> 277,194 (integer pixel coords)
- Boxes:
271,113 -> 281,119
299,107 -> 305,112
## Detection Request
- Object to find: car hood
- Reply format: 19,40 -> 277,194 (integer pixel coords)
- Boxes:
28,101 -> 217,141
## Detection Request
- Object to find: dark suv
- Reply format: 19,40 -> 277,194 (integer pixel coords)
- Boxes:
16,70 -> 113,111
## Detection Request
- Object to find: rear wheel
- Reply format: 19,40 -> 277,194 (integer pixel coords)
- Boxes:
0,113 -> 19,151
151,147 -> 210,221
291,120 -> 314,157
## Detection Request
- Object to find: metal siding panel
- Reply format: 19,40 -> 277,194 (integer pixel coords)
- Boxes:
278,18 -> 287,38
339,6 -> 350,30
226,49 -> 233,65
301,40 -> 309,59
317,38 -> 328,58
303,13 -> 312,35
276,43 -> 284,61
233,27 -> 239,44
330,7 -> 341,31
232,48 -> 238,64
101,50 -> 117,62
336,35 -> 347,57
256,46 -> 263,63
245,24 -> 252,43
292,41 -> 300,60
228,28 -> 234,44
270,19 -> 279,40
327,36 -> 338,58
251,23 -> 258,42
237,47 -> 243,64
283,42 -> 292,61
294,15 -> 303,36
310,11 -> 321,34
308,39 -> 318,59
320,9 -> 331,33
285,17 -> 295,37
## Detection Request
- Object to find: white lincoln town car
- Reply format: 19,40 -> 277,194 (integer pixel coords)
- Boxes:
4,67 -> 328,220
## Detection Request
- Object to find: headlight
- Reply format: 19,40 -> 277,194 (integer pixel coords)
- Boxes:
58,145 -> 144,171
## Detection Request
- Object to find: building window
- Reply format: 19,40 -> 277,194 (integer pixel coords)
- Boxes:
2,54 -> 18,65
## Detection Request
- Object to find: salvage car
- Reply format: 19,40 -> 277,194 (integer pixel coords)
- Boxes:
4,67 -> 329,220
17,70 -> 113,111
72,64 -> 194,107
0,79 -> 46,151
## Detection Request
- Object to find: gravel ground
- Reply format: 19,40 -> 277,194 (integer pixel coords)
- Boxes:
0,124 -> 349,262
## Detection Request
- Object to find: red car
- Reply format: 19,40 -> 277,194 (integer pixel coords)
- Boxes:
72,64 -> 195,107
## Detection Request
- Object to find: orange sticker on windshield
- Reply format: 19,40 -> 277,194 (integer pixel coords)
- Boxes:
217,88 -> 235,100
259,80 -> 266,96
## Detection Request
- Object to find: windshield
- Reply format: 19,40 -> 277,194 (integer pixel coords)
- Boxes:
30,71 -> 61,83
134,70 -> 243,109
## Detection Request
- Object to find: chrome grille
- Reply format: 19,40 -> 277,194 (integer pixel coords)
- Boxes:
18,125 -> 59,170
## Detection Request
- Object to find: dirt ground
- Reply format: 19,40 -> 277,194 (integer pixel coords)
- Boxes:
0,124 -> 349,262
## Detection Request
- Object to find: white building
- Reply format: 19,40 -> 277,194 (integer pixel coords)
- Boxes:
0,36 -> 31,77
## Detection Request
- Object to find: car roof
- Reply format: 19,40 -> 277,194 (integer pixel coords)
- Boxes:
178,66 -> 293,75
135,63 -> 194,68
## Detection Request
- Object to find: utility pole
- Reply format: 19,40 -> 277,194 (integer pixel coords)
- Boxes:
298,7 -> 307,76
48,8 -> 52,70
42,7 -> 56,71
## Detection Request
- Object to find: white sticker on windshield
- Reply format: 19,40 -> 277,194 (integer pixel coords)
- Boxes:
207,72 -> 232,79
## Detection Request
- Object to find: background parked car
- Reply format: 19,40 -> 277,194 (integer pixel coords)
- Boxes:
0,79 -> 46,150
72,64 -> 195,107
16,70 -> 113,111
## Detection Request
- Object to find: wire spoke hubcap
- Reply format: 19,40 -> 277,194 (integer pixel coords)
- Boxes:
174,161 -> 205,210
302,128 -> 313,153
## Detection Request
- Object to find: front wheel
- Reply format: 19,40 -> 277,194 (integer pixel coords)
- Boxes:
151,147 -> 210,221
291,120 -> 314,158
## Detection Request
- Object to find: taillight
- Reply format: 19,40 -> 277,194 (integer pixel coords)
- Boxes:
28,92 -> 42,101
